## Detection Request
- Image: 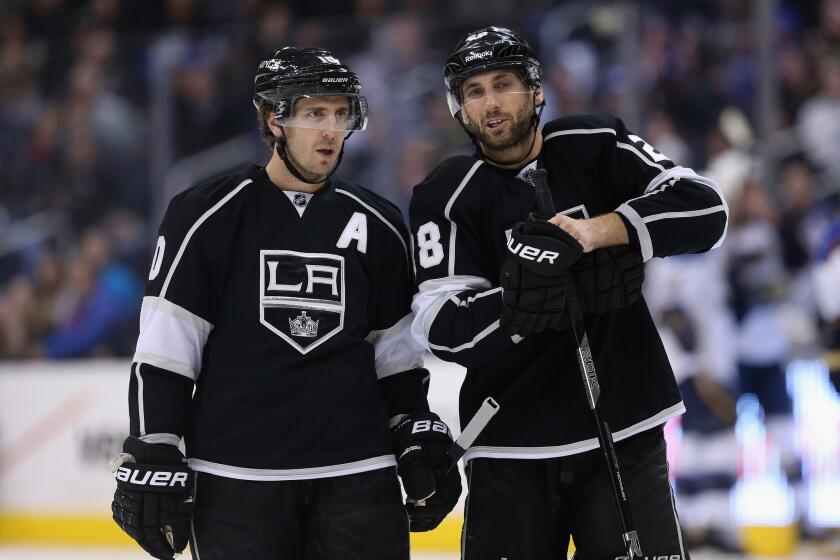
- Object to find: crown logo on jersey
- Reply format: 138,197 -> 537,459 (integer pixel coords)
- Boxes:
289,310 -> 319,337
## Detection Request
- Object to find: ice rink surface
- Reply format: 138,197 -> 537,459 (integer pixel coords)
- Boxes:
0,547 -> 828,560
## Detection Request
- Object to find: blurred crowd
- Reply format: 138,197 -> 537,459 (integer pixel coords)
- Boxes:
2,0 -> 840,546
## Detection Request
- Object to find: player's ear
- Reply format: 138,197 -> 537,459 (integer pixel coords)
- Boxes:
534,87 -> 544,107
266,114 -> 284,139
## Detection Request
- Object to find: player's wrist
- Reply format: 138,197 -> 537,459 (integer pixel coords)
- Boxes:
587,213 -> 630,251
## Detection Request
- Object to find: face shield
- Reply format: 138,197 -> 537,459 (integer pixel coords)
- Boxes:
445,62 -> 540,117
461,86 -> 532,112
272,93 -> 368,132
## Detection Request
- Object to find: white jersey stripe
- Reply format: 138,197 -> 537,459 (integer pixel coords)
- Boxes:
544,128 -> 617,140
444,160 -> 484,277
139,433 -> 181,446
643,204 -> 728,224
428,319 -> 501,353
616,165 -> 729,260
616,142 -> 666,172
133,296 -> 212,380
616,203 -> 654,262
188,455 -> 396,481
463,402 -> 685,461
160,179 -> 252,299
545,128 -> 668,171
450,286 -> 503,307
411,275 -> 494,351
135,364 -> 146,436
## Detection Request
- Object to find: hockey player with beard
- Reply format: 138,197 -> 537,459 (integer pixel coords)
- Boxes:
109,47 -> 460,560
409,27 -> 729,559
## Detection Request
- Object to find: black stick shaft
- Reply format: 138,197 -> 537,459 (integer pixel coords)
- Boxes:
530,169 -> 642,558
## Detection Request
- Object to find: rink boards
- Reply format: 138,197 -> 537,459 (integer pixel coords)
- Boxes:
0,358 -> 466,550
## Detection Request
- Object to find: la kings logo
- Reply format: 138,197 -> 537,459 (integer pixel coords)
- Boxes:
260,250 -> 345,354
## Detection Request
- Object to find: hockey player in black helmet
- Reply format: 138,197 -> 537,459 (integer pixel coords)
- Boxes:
409,26 -> 729,558
252,47 -> 368,185
110,46 -> 459,560
443,26 -> 545,167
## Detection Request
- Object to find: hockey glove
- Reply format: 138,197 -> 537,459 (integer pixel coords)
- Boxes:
110,436 -> 193,560
500,220 -> 583,336
571,245 -> 644,314
392,412 -> 462,531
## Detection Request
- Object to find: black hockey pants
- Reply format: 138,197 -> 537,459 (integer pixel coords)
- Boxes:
189,466 -> 409,560
461,426 -> 688,560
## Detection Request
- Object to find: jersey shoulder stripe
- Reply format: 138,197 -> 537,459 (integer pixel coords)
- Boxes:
159,172 -> 253,299
542,112 -> 622,138
412,155 -> 481,206
543,112 -> 674,172
333,180 -> 404,225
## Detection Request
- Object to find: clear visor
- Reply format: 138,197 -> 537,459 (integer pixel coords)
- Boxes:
445,64 -> 535,117
273,93 -> 368,132
448,90 -> 532,118
461,78 -> 532,110
446,81 -> 533,117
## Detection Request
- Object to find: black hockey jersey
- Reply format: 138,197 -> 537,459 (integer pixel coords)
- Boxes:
128,165 -> 427,480
410,113 -> 728,461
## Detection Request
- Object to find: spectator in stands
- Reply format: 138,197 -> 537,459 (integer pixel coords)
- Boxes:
0,275 -> 38,359
797,51 -> 840,185
43,228 -> 142,358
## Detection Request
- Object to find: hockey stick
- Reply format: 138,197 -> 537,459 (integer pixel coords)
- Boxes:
444,397 -> 500,475
409,397 -> 500,506
531,169 -> 643,559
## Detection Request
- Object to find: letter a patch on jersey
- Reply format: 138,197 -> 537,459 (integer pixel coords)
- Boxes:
336,212 -> 367,253
260,250 -> 345,354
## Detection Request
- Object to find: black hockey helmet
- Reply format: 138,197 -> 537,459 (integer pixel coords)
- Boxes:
443,26 -> 543,118
253,47 -> 366,184
253,47 -> 368,131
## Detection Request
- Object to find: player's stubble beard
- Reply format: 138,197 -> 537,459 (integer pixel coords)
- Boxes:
464,97 -> 535,158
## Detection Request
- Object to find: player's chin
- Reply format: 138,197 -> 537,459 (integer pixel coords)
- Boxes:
306,160 -> 335,179
313,154 -> 337,169
481,131 -> 515,150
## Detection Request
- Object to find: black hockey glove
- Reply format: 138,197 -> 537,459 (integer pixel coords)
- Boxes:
500,220 -> 583,336
110,436 -> 193,560
571,245 -> 644,314
392,412 -> 462,531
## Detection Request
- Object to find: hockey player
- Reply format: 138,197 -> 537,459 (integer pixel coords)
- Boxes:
110,47 -> 460,560
410,27 -> 728,559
